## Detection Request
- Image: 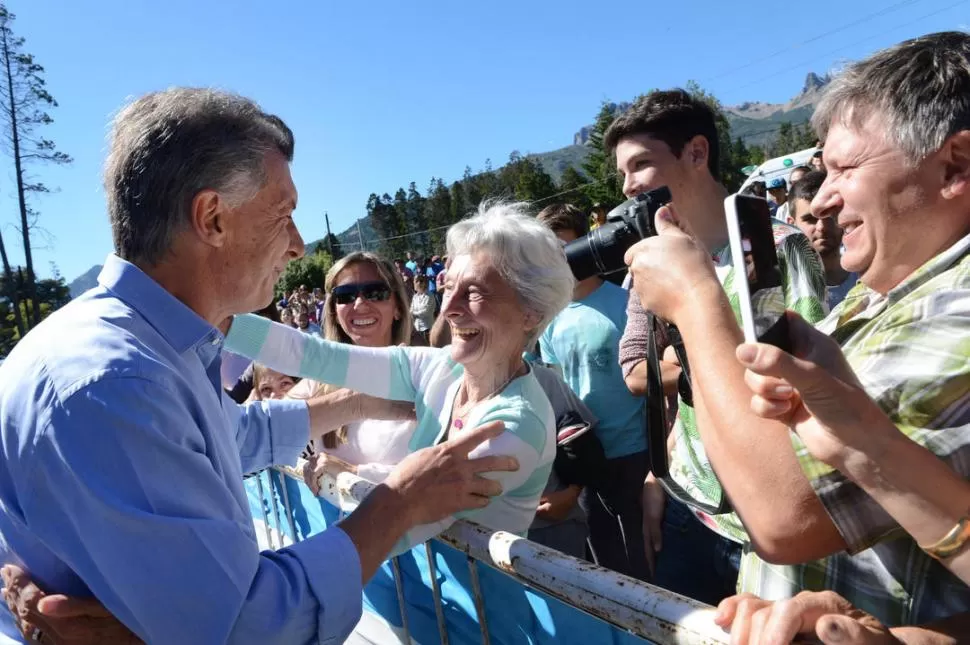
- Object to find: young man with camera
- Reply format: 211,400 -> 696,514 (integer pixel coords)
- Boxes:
536,203 -> 650,581
624,32 -> 970,626
609,90 -> 827,604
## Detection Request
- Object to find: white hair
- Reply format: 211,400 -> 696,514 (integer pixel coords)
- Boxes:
446,201 -> 574,349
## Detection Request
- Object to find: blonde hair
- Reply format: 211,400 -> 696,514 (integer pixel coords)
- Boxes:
316,252 -> 413,449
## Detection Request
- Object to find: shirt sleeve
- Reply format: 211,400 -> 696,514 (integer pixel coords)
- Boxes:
538,327 -> 558,365
795,304 -> 970,554
225,313 -> 440,402
21,377 -> 363,645
618,285 -> 650,378
223,395 -> 310,474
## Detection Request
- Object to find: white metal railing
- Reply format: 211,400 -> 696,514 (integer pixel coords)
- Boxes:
253,465 -> 730,645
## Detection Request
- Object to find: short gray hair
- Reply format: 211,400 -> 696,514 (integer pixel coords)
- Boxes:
446,201 -> 574,349
813,31 -> 970,165
104,88 -> 294,265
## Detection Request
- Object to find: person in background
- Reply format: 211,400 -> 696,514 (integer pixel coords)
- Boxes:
537,203 -> 650,581
810,148 -> 825,171
526,358 -> 601,560
311,287 -> 325,324
609,88 -> 826,604
0,87 -> 516,645
787,165 -> 810,187
743,180 -> 767,199
410,274 -> 435,345
589,203 -> 607,230
394,258 -> 415,298
279,306 -> 296,327
786,170 -> 857,310
404,251 -> 418,274
426,255 -> 444,310
766,177 -> 789,220
249,364 -> 300,401
297,251 -> 418,484
295,308 -> 321,335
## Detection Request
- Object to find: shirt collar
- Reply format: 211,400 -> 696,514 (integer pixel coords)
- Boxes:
97,254 -> 220,354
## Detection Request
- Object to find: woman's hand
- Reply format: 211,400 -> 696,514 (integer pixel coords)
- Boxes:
714,591 -> 901,645
301,453 -> 358,496
735,312 -> 884,467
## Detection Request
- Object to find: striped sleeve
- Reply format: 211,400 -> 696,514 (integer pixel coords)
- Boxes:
225,314 -> 419,401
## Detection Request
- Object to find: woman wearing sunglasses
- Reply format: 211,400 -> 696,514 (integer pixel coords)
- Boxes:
225,202 -> 574,551
290,251 -> 420,486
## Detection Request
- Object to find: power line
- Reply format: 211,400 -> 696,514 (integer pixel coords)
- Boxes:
702,0 -> 927,84
722,0 -> 969,95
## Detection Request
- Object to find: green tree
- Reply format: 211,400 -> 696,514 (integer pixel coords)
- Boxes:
274,251 -> 333,299
424,178 -> 452,254
557,166 -> 592,212
405,182 -> 428,256
0,266 -> 70,356
449,180 -> 467,224
684,81 -> 746,191
0,6 -> 72,327
769,122 -> 796,158
580,102 -> 625,209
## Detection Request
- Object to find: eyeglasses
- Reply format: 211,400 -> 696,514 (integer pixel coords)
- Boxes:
331,281 -> 392,305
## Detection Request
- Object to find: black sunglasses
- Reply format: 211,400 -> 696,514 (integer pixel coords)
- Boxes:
331,281 -> 392,305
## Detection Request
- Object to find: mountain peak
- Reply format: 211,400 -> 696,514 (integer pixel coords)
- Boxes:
802,72 -> 827,94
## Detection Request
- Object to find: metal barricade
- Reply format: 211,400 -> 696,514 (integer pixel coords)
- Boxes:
255,465 -> 730,645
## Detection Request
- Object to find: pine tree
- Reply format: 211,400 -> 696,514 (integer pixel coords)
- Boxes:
424,178 -> 452,254
557,166 -> 592,211
0,6 -> 71,327
449,180 -> 467,224
580,102 -> 625,209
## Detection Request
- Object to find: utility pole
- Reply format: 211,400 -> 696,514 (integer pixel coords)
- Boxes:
324,211 -> 334,257
356,219 -> 365,251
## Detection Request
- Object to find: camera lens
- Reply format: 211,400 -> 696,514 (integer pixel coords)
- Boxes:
564,221 -> 640,281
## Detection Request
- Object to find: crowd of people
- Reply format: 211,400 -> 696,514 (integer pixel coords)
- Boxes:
1,29 -> 970,645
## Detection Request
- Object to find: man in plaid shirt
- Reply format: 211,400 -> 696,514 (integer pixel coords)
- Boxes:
625,31 -> 970,626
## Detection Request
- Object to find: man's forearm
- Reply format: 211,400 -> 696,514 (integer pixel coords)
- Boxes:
835,410 -> 970,583
678,289 -> 844,561
337,485 -> 412,583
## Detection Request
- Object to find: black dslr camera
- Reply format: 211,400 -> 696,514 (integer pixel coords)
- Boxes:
563,187 -> 672,281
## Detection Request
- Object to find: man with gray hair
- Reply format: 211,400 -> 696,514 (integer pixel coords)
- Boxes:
0,88 -> 518,644
625,30 -> 970,626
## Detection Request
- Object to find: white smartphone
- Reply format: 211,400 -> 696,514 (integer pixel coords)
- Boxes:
724,193 -> 791,351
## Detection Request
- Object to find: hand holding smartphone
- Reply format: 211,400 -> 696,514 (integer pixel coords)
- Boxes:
724,194 -> 792,353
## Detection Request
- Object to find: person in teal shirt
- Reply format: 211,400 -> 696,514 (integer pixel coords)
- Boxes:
537,204 -> 649,581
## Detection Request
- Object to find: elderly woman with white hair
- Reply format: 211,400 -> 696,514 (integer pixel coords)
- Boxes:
224,202 -> 575,548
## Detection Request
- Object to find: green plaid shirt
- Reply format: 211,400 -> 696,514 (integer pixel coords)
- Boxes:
736,233 -> 970,625
668,221 -> 827,538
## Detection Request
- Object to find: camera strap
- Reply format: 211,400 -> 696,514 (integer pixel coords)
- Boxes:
645,312 -> 733,516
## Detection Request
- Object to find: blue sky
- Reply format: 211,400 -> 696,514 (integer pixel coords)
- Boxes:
4,0 -> 968,282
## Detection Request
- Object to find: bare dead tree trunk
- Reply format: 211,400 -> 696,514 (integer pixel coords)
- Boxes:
1,24 -> 38,327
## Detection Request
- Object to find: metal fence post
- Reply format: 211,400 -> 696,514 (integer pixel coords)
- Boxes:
467,557 -> 491,645
252,472 -> 275,550
425,542 -> 450,645
391,556 -> 412,644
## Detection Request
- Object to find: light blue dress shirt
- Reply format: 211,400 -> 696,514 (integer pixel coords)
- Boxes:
0,255 -> 362,644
